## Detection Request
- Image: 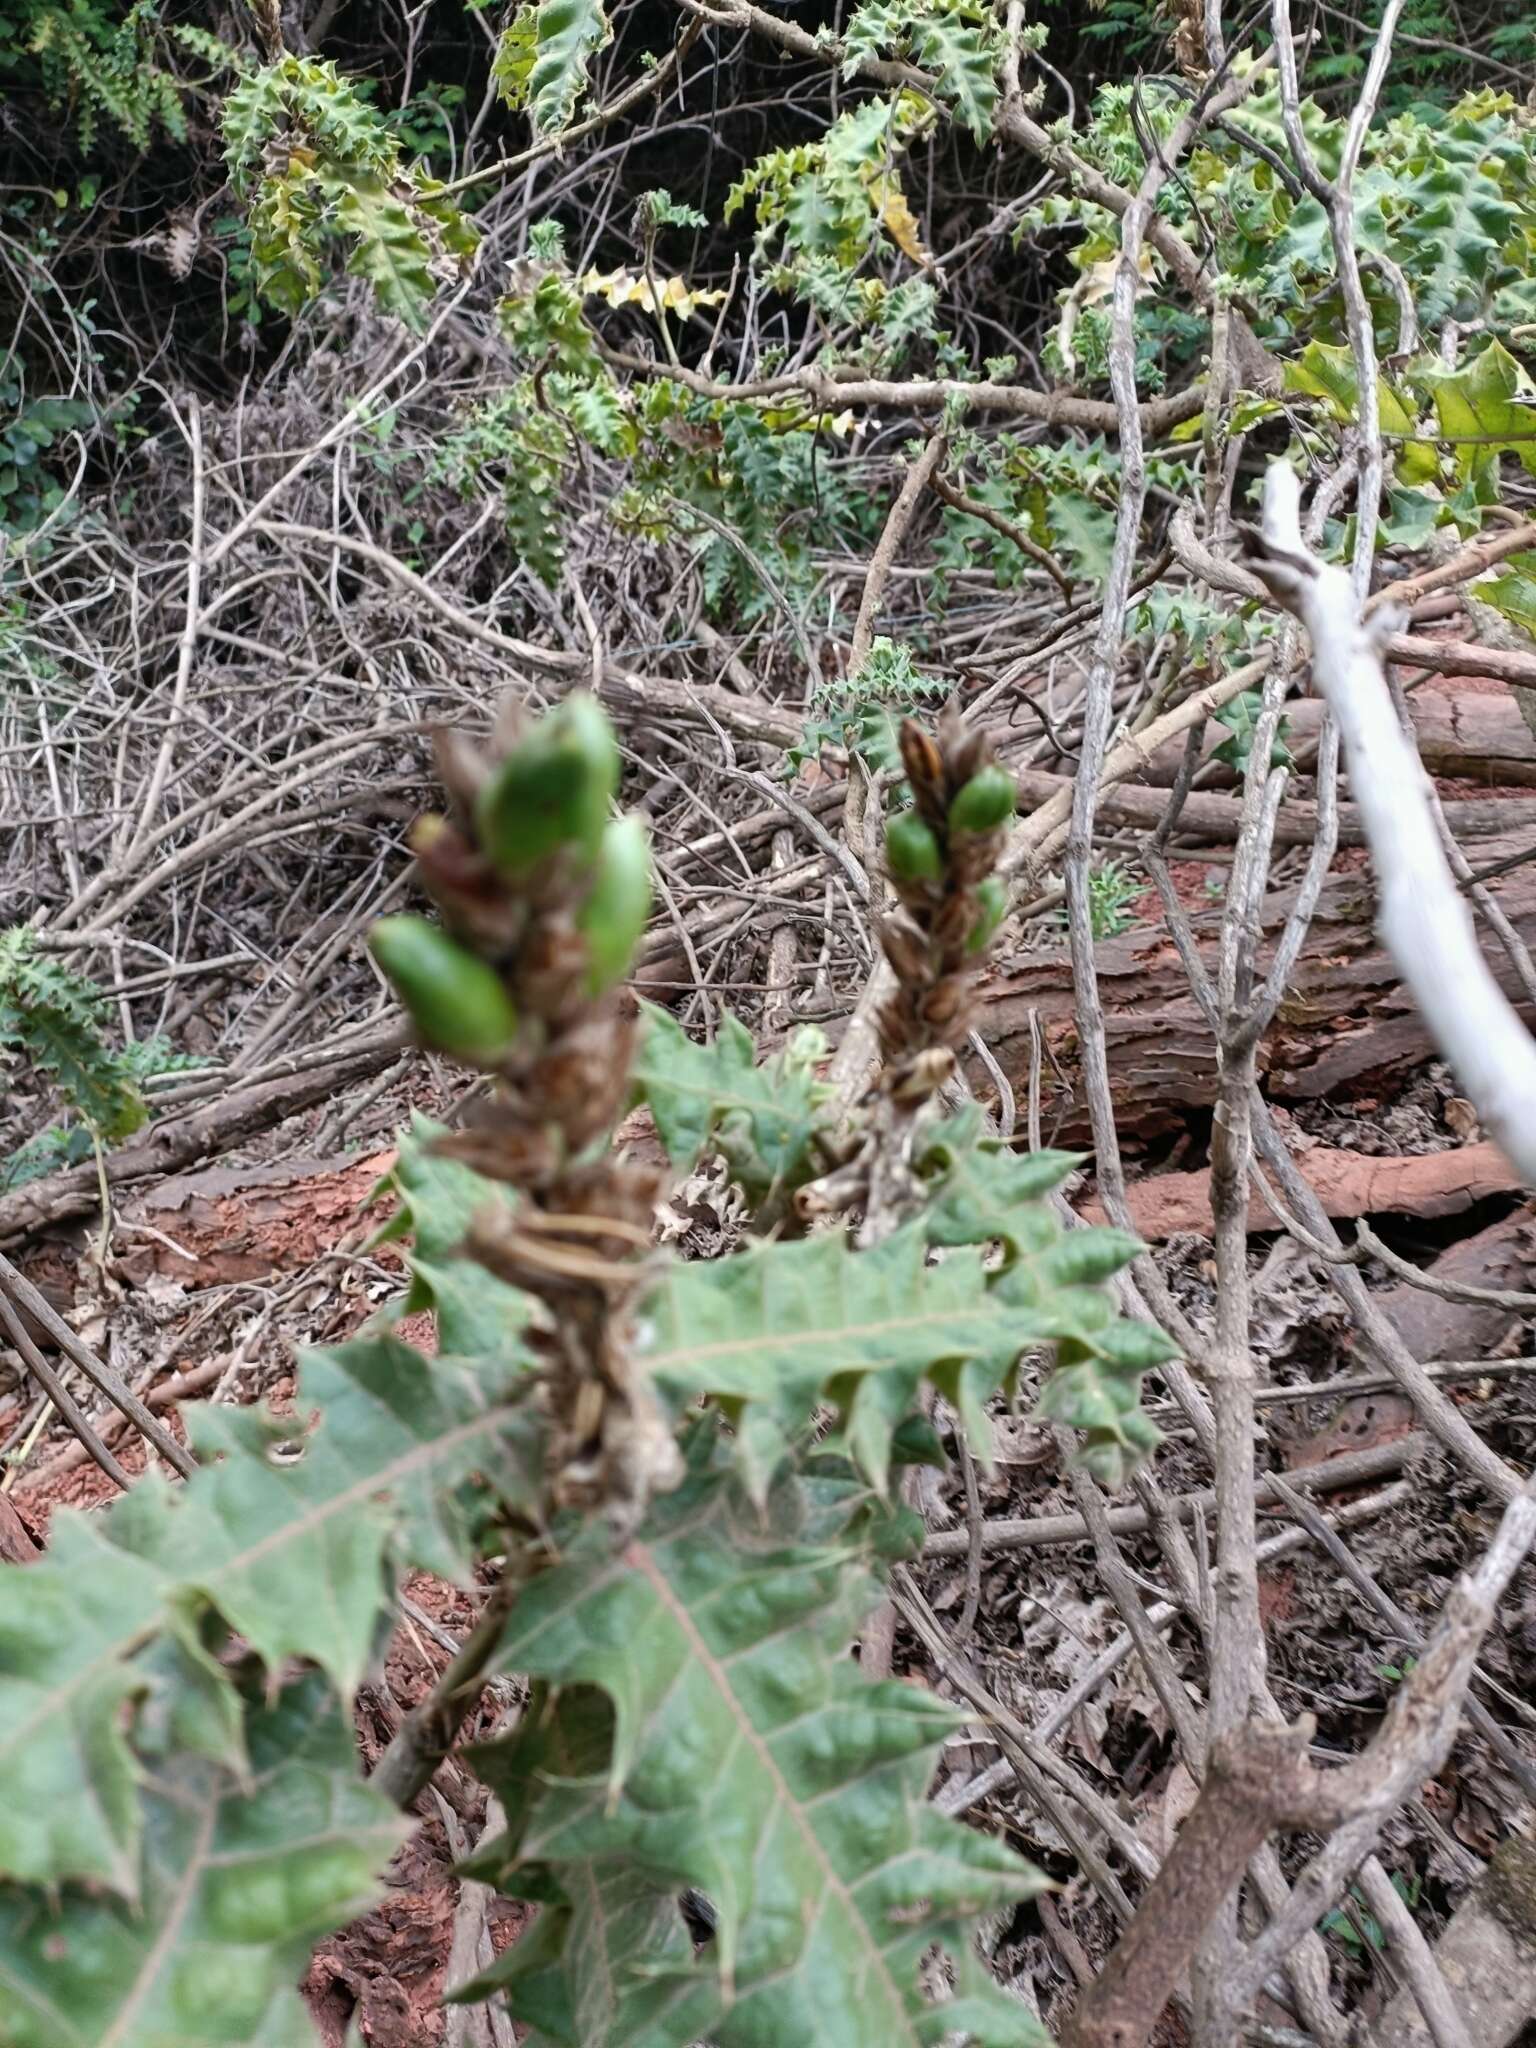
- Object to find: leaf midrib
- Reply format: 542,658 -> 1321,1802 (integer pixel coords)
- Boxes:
626,1538 -> 923,2047
645,1283 -> 1009,1377
0,1396 -> 521,1791
99,1797 -> 217,2048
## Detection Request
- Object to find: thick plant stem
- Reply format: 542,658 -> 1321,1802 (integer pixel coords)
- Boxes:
1243,462 -> 1536,1189
370,1574 -> 520,1811
1067,1483 -> 1536,2048
1063,1723 -> 1314,2048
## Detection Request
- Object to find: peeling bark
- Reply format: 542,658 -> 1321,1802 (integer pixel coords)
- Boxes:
1363,1839 -> 1536,2048
965,841 -> 1536,1138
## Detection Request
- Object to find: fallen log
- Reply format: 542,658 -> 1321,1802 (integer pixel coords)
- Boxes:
1296,676 -> 1536,785
1373,1207 -> 1536,1366
0,1028 -> 405,1246
1128,678 -> 1536,788
1014,767 -> 1536,846
963,837 -> 1536,1137
0,1495 -> 40,1564
116,1150 -> 395,1286
1082,1139 -> 1523,1239
685,826 -> 1536,1136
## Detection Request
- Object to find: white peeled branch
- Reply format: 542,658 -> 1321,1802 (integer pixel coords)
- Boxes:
1242,461 -> 1536,1188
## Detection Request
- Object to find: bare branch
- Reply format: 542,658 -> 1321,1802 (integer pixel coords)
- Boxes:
1242,461 -> 1536,1187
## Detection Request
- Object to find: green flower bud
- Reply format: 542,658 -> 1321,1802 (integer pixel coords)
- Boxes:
1077,1438 -> 1128,1487
965,876 -> 1009,954
578,815 -> 652,992
474,692 -> 620,876
1064,1380 -> 1123,1434
1118,1408 -> 1164,1454
947,763 -> 1017,836
368,916 -> 519,1060
554,691 -> 621,811
884,809 -> 944,883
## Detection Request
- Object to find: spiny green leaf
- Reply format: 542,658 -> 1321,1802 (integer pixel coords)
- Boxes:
1473,555 -> 1536,641
415,178 -> 483,264
1394,130 -> 1522,330
1372,484 -> 1444,551
0,927 -> 147,1141
639,1227 -> 994,1491
916,1107 -> 1081,1245
1089,1318 -> 1180,1373
492,5 -> 539,110
522,0 -> 611,136
1045,489 -> 1115,584
501,271 -> 606,375
333,178 -> 438,329
246,167 -> 326,316
727,95 -> 928,270
0,1338 -> 540,1892
840,0 -> 907,75
1038,1227 -> 1146,1287
221,66 -> 295,193
0,1678 -> 406,2048
559,376 -> 635,455
220,53 -> 474,324
504,459 -> 568,583
0,1123 -> 94,1192
454,1686 -> 698,2046
636,188 -> 709,232
369,1114 -> 532,1354
912,9 -> 998,143
1424,339 -> 1536,488
223,55 -> 403,195
468,1467 -> 1049,2048
633,1005 -> 832,1208
0,1509 -> 166,1895
1211,687 -> 1292,775
784,169 -> 851,259
1036,1359 -> 1165,1484
637,1198 -> 1150,1496
175,1338 -> 538,1653
1283,340 -> 1417,436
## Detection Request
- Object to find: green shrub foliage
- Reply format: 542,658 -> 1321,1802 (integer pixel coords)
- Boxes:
0,698 -> 1177,2046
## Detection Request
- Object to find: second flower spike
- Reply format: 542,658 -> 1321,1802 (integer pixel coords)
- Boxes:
474,692 -> 620,878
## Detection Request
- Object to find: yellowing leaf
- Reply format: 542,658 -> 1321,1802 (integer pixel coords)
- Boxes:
871,177 -> 930,264
1077,245 -> 1155,307
661,273 -> 727,316
758,404 -> 863,438
1284,340 -> 1417,437
579,266 -> 727,321
580,265 -> 641,306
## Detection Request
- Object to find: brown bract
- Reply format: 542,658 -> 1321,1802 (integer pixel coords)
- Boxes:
408,702 -> 682,1526
799,705 -> 1013,1246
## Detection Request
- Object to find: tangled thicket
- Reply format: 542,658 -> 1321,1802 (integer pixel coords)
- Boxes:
5,0 -> 1536,2043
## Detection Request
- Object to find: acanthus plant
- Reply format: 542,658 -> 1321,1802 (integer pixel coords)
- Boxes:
0,692 -> 1175,2045
219,0 -> 478,329
0,927 -> 209,1191
210,0 -> 1536,623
